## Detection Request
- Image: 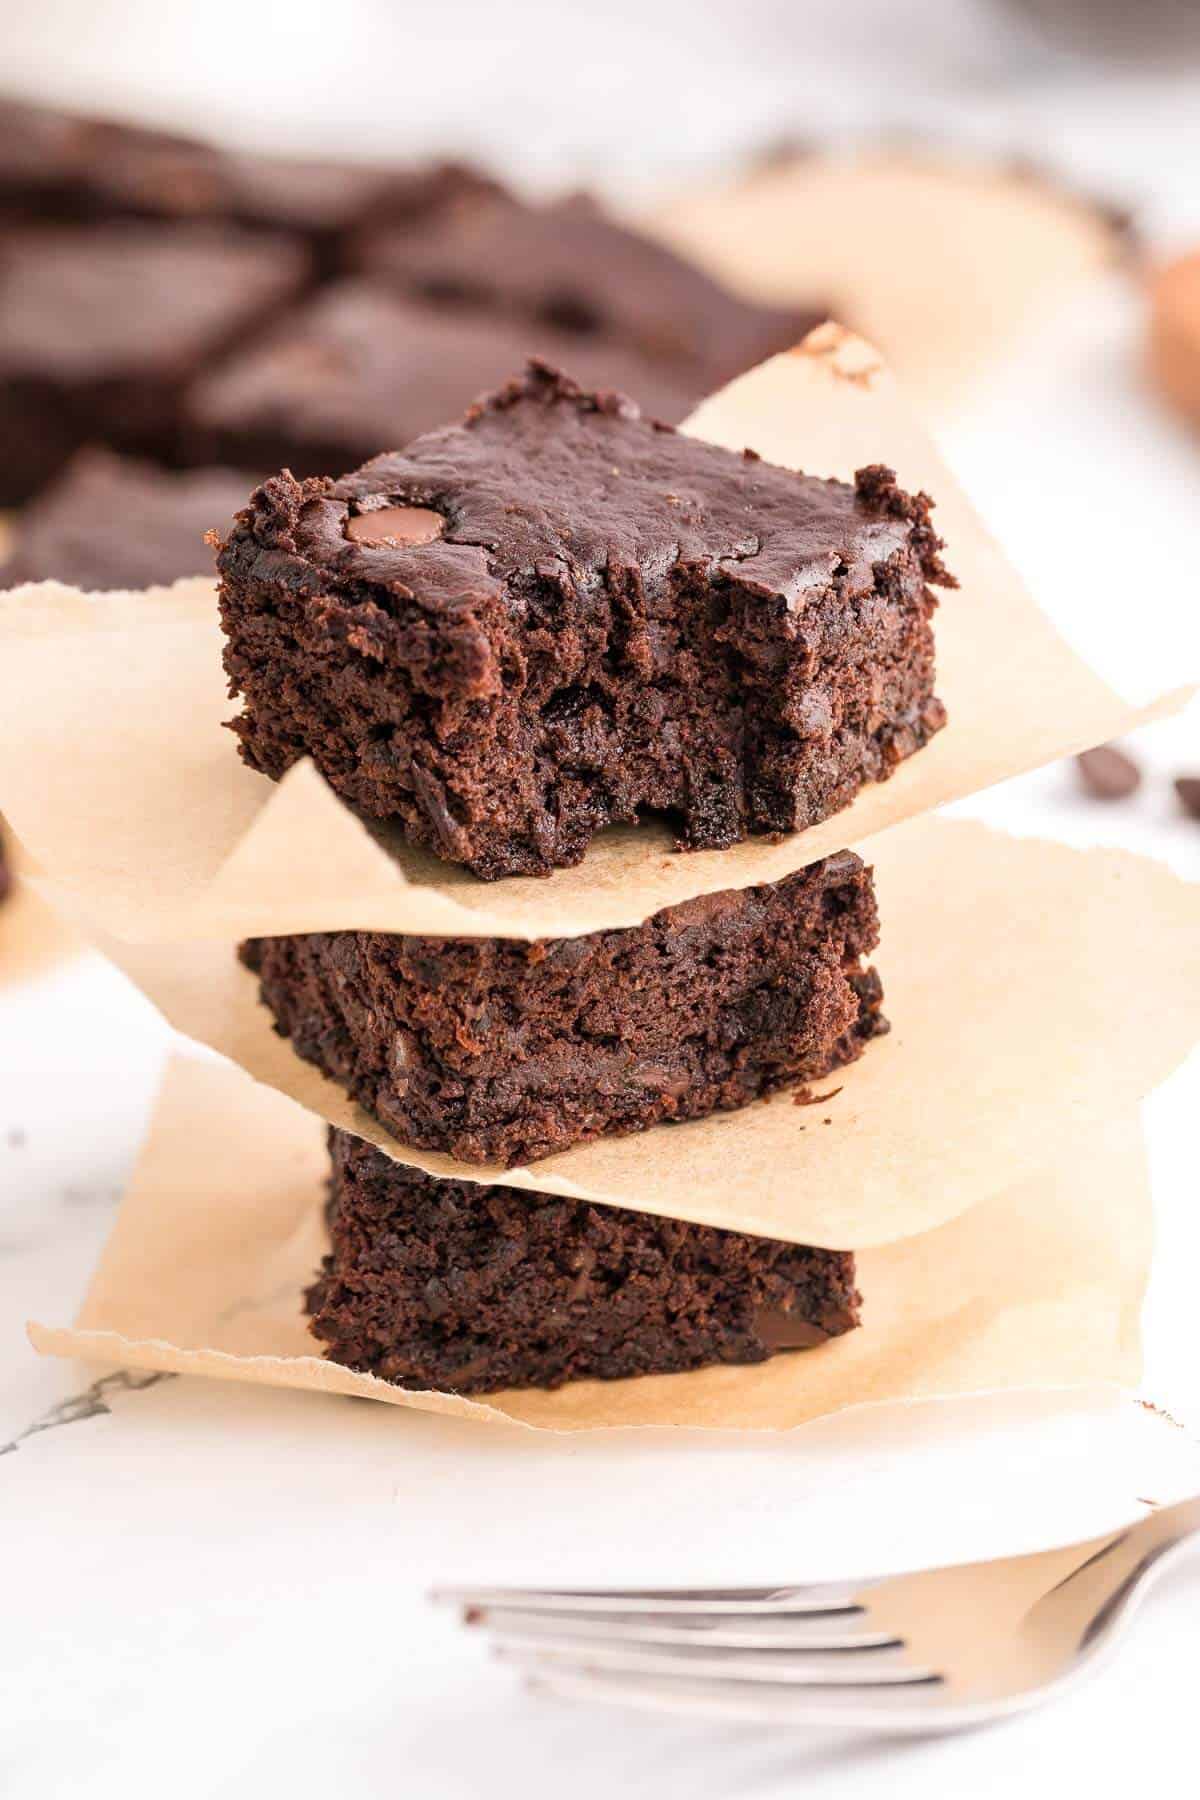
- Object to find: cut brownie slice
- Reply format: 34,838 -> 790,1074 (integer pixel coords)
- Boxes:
357,190 -> 822,387
240,851 -> 886,1167
2,449 -> 256,589
218,362 -> 951,878
185,281 -> 701,477
0,222 -> 307,502
308,1128 -> 861,1393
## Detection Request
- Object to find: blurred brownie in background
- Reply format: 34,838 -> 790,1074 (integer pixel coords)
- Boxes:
0,96 -> 87,220
358,190 -> 823,388
309,1129 -> 862,1393
184,280 -> 700,475
0,221 -> 307,502
0,93 -> 500,274
1,449 -> 255,589
215,152 -> 502,276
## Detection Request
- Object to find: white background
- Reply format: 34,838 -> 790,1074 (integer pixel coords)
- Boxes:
3,3 -> 1200,1794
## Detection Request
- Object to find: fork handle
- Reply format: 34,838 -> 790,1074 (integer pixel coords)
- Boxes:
1082,1492 -> 1200,1646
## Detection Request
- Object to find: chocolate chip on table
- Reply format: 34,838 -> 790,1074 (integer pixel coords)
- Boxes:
1075,745 -> 1141,800
1175,775 -> 1200,820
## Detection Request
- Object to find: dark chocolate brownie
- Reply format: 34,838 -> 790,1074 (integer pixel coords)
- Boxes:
0,222 -> 307,503
240,851 -> 886,1167
216,152 -> 501,275
82,137 -> 499,276
219,362 -> 951,878
2,449 -> 256,590
308,1127 -> 861,1392
0,96 -> 86,219
357,191 -> 823,385
184,281 -> 701,477
0,96 -> 497,268
0,820 -> 10,907
69,118 -> 230,224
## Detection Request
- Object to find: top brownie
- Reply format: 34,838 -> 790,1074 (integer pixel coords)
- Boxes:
358,191 -> 821,387
218,363 -> 951,880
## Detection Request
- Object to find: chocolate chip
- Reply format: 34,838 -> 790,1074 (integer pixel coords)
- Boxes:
1076,745 -> 1141,800
1175,775 -> 1200,820
345,505 -> 444,547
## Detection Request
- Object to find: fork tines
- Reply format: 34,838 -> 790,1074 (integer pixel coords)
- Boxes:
432,1581 -> 946,1725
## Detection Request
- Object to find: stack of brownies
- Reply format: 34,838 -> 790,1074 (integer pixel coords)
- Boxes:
215,360 -> 952,1396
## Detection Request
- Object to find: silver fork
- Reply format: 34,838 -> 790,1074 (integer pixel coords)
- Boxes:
434,1494 -> 1200,1734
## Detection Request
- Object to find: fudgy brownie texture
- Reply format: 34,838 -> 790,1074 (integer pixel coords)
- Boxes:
219,363 -> 951,878
0,222 -> 307,502
185,282 -> 700,478
240,851 -> 886,1167
2,450 -> 256,589
308,1128 -> 861,1392
358,190 -> 823,386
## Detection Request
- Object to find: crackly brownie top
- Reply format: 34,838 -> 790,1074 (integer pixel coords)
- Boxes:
225,361 -> 952,617
0,222 -> 307,376
359,191 -> 819,373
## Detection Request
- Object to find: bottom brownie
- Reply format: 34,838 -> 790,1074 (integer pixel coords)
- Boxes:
307,1130 -> 861,1393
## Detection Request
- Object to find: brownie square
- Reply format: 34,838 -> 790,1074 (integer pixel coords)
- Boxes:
308,1128 -> 861,1393
1,449 -> 257,590
0,222 -> 307,502
184,280 -> 702,477
240,851 -> 886,1167
0,96 -> 86,219
69,118 -> 230,224
216,152 -> 501,275
219,362 -> 951,878
357,190 -> 822,387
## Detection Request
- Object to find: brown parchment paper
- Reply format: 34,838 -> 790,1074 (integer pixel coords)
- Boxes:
0,327 -> 1189,946
98,817 -> 1200,1250
30,1053 -> 1150,1433
644,150 -> 1128,417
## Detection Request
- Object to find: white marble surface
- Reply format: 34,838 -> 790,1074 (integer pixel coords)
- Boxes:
3,6 -> 1200,1794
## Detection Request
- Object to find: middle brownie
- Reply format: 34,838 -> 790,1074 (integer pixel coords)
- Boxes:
240,850 -> 886,1167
